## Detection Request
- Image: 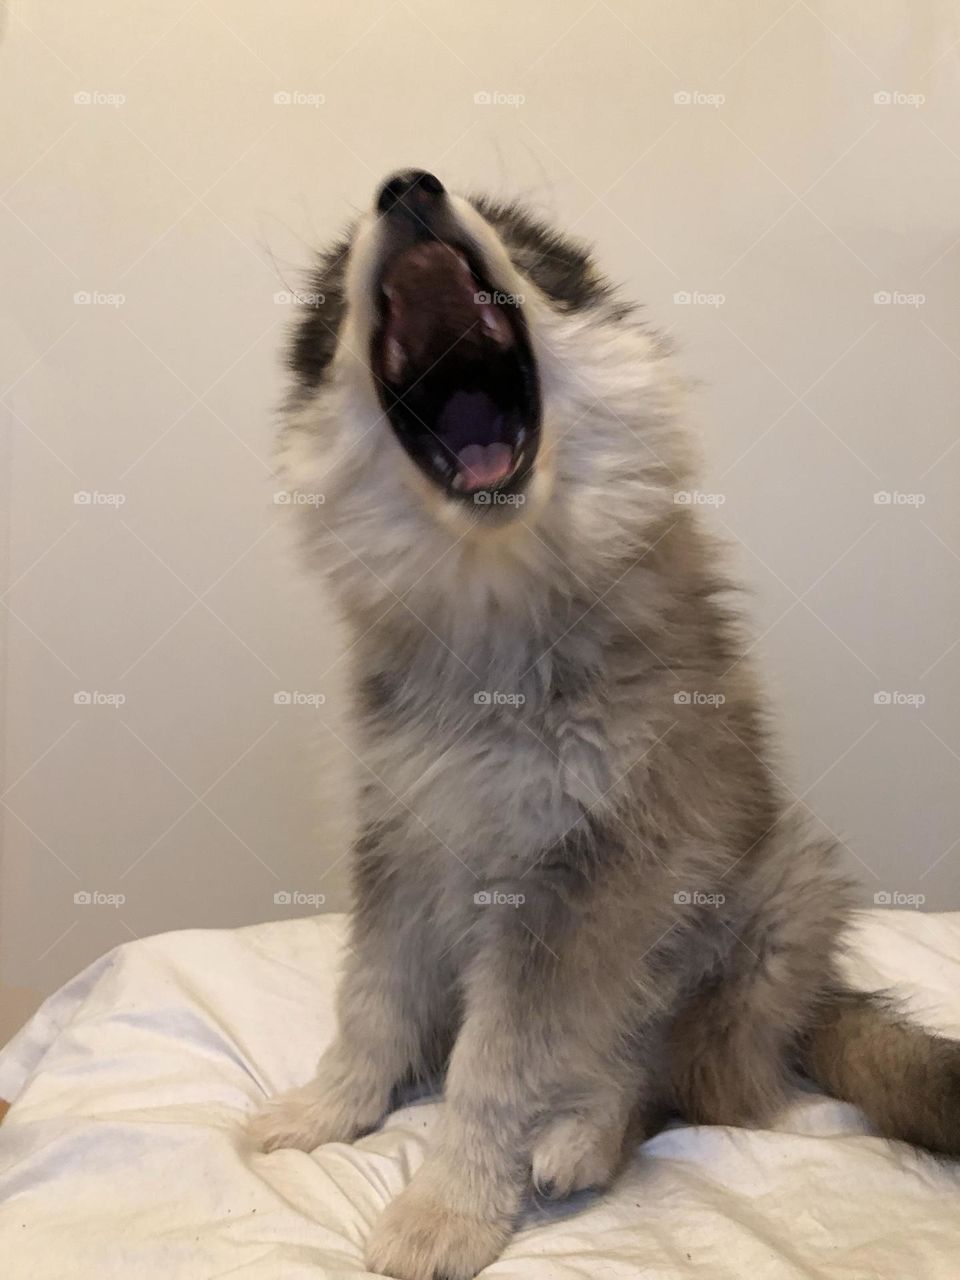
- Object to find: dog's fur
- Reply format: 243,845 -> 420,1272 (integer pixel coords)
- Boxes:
248,179 -> 960,1280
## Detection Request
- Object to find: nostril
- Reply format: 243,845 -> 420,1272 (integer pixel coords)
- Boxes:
376,169 -> 445,215
376,177 -> 408,215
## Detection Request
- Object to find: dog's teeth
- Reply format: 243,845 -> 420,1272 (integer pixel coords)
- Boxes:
480,307 -> 512,346
516,428 -> 526,445
384,336 -> 405,381
450,471 -> 464,491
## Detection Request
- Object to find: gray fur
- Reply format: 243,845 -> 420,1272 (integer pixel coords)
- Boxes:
248,180 -> 960,1280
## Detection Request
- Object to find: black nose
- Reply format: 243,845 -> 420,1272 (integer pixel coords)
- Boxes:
375,169 -> 445,215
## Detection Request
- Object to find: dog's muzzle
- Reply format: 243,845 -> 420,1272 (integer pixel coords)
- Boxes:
367,171 -> 541,501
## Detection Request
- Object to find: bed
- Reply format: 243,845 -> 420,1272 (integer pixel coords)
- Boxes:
1,909 -> 959,1278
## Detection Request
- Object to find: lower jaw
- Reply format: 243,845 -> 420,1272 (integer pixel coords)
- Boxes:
399,440 -> 538,504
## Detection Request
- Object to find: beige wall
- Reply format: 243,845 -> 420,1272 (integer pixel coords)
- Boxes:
2,1 -> 959,1029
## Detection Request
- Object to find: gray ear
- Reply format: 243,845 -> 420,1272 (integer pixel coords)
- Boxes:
468,196 -> 617,315
288,230 -> 355,391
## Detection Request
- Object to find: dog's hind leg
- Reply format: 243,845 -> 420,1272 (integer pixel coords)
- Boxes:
530,1074 -> 638,1199
667,836 -> 853,1128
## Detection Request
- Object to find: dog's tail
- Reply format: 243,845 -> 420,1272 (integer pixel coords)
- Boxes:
803,988 -> 960,1156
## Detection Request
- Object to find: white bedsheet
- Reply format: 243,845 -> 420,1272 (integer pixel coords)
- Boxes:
1,910 -> 959,1279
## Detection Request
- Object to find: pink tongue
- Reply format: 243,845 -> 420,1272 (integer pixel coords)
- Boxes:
457,443 -> 515,490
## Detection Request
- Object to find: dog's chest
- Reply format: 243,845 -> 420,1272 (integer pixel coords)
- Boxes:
359,645 -> 608,858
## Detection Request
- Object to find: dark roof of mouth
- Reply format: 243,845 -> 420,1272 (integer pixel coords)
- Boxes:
371,237 -> 540,495
377,241 -> 514,382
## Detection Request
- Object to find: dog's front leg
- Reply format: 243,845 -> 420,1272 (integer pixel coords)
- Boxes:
366,866 -> 653,1280
247,814 -> 453,1154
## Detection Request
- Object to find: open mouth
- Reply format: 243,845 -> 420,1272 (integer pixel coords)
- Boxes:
369,240 -> 540,499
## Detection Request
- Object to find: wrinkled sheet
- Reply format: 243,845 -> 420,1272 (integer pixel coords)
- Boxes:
1,910 -> 959,1278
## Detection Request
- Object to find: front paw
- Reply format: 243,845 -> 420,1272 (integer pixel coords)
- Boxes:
245,1078 -> 376,1154
366,1184 -> 509,1280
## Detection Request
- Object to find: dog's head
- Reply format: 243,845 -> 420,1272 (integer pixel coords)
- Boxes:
279,171 -> 694,616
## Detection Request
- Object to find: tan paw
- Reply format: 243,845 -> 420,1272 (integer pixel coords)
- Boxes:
531,1112 -> 623,1199
245,1079 -> 375,1154
366,1185 -> 509,1280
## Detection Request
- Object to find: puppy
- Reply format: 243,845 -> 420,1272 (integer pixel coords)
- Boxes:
249,170 -> 960,1280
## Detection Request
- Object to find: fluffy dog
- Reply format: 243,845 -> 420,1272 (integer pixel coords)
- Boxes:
248,170 -> 960,1280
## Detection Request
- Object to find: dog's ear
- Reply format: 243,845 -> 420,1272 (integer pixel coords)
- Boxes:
469,196 -> 612,315
289,231 -> 354,391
